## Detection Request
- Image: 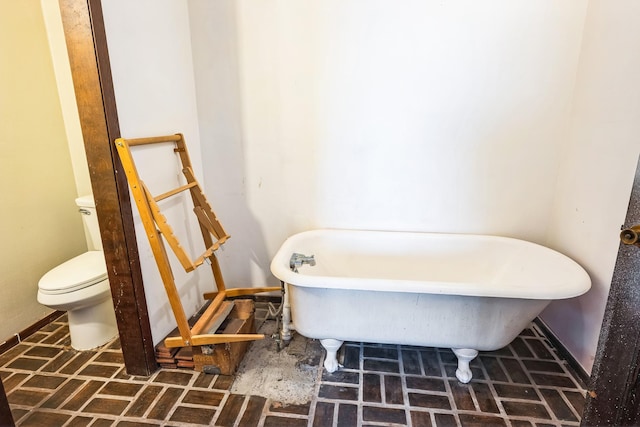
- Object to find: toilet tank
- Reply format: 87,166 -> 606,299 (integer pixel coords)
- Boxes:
75,195 -> 103,251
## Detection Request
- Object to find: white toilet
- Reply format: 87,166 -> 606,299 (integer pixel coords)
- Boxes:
37,195 -> 118,350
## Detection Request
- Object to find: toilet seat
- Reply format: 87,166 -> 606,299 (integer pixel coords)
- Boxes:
38,251 -> 108,295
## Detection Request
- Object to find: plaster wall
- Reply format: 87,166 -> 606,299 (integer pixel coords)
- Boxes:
191,1 -> 588,288
541,0 -> 640,373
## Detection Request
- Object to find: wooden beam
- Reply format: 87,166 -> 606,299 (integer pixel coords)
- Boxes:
58,0 -> 156,376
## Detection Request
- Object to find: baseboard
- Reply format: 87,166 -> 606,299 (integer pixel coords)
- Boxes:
0,311 -> 65,355
533,317 -> 590,387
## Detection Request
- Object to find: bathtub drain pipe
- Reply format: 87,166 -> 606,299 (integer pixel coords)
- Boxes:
280,281 -> 295,344
266,294 -> 284,350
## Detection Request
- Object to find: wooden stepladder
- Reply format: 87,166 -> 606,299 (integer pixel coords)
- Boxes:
115,134 -> 279,349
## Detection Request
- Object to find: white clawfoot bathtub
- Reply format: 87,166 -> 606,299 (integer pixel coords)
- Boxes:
270,229 -> 591,383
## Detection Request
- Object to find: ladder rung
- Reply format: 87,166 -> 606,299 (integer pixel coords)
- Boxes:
126,134 -> 182,146
154,182 -> 198,202
190,334 -> 265,346
164,333 -> 265,348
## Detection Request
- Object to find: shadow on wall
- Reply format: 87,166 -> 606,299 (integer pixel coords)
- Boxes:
188,0 -> 275,289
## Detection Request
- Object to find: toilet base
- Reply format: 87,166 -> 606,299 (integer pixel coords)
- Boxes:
68,296 -> 118,350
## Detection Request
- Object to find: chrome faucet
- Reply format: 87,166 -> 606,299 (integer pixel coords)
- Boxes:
289,253 -> 316,271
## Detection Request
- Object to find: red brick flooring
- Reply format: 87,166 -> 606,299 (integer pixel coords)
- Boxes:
1,305 -> 586,426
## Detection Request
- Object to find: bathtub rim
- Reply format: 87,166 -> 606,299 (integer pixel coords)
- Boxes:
270,228 -> 592,300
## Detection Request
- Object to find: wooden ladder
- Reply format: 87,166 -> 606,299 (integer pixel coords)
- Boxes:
114,134 -> 279,349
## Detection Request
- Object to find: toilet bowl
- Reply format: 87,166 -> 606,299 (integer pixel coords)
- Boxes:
37,195 -> 118,350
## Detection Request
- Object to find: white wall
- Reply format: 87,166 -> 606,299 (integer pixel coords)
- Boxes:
541,0 -> 640,373
191,1 -> 588,290
101,0 -> 211,345
188,1 -> 269,288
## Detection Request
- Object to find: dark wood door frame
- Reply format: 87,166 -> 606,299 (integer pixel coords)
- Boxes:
582,156 -> 640,426
58,0 -> 156,376
0,376 -> 14,426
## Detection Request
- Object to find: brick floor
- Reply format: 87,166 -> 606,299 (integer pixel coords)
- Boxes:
2,304 -> 586,426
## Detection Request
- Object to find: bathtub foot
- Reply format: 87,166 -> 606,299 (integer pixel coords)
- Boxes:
452,348 -> 478,384
320,339 -> 343,373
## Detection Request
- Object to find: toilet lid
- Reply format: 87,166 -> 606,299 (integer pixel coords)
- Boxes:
38,251 -> 108,294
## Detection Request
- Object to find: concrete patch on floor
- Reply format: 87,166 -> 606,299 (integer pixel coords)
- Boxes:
231,320 -> 323,405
